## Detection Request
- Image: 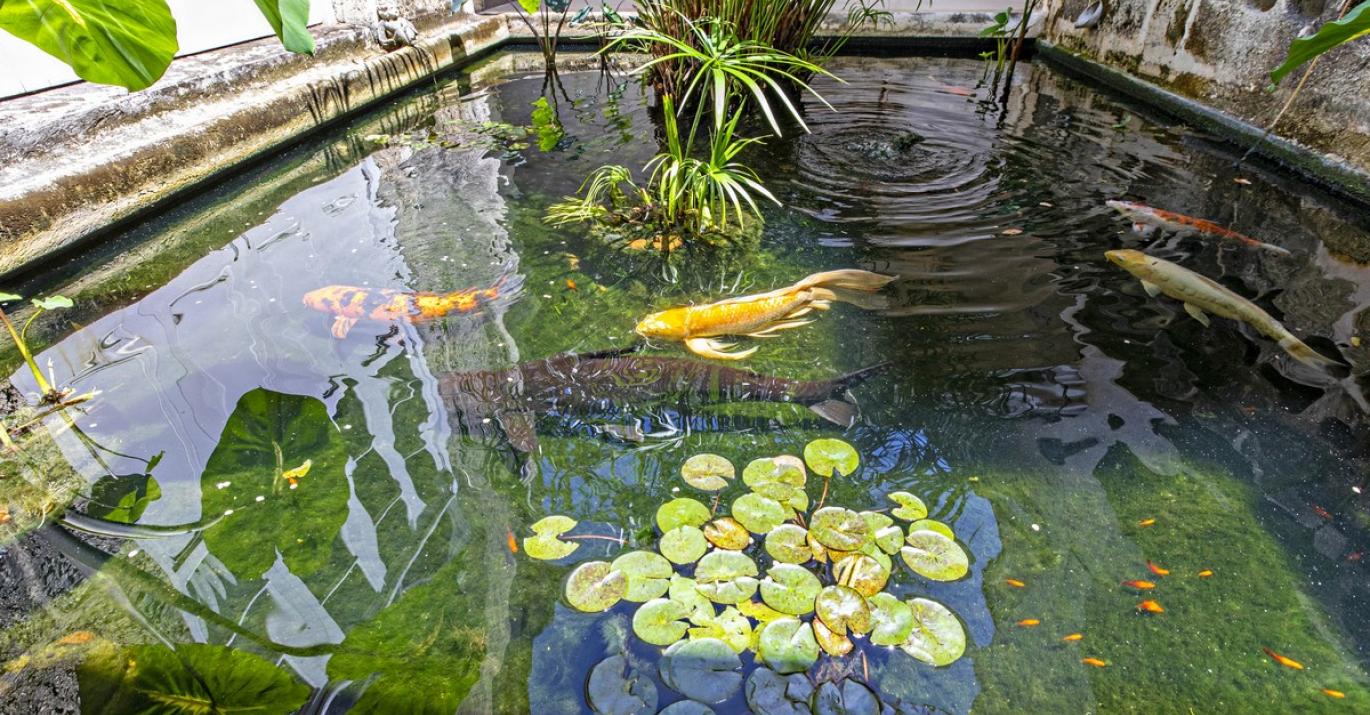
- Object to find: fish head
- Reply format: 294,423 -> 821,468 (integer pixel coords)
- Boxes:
1104,199 -> 1141,216
302,286 -> 344,313
1105,249 -> 1152,272
634,308 -> 686,339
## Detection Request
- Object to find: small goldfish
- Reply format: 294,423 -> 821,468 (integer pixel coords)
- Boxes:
1146,560 -> 1170,576
55,631 -> 95,646
1105,200 -> 1290,255
303,278 -> 506,339
1062,633 -> 1084,642
1197,569 -> 1214,578
635,270 -> 896,360
1121,579 -> 1156,590
1348,552 -> 1363,562
1005,578 -> 1026,588
1081,658 -> 1108,667
1263,647 -> 1304,670
1137,517 -> 1156,527
1017,619 -> 1041,627
282,459 -> 311,489
1313,505 -> 1332,520
566,279 -> 578,291
506,529 -> 518,553
1323,688 -> 1346,699
1137,600 -> 1165,614
0,506 -> 10,525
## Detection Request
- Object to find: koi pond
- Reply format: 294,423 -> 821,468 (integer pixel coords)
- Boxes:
4,50 -> 1370,713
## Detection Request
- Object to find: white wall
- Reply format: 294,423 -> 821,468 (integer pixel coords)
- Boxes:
0,0 -> 336,98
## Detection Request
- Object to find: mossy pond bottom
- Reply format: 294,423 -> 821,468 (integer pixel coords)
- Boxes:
4,51 -> 1370,713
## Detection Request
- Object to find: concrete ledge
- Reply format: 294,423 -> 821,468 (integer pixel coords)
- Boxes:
1037,40 -> 1370,207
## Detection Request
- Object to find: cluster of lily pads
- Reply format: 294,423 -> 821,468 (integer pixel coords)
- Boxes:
524,438 -> 971,710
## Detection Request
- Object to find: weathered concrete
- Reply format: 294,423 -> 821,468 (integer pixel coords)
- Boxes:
1040,0 -> 1370,181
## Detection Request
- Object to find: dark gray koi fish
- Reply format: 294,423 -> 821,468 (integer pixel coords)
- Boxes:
439,347 -> 890,453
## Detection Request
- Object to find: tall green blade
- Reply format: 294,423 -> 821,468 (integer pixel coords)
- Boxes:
253,0 -> 316,55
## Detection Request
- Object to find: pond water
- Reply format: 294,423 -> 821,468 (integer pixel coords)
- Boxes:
4,50 -> 1370,713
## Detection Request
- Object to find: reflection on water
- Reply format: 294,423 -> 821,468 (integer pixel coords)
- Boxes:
4,51 -> 1370,712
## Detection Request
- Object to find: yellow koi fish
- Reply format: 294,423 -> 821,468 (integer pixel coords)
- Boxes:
1106,250 -> 1339,371
634,269 -> 896,360
302,279 -> 505,339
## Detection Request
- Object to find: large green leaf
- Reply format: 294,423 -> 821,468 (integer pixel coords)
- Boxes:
86,473 -> 161,524
200,388 -> 349,579
78,643 -> 309,714
252,0 -> 315,54
1272,1 -> 1370,83
0,0 -> 178,91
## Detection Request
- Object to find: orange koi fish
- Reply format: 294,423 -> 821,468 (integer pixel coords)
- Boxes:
1197,569 -> 1214,578
1263,647 -> 1304,670
1137,600 -> 1165,614
1121,579 -> 1156,590
1146,560 -> 1169,576
303,279 -> 506,339
1323,688 -> 1346,699
1081,657 -> 1108,667
1106,200 -> 1291,256
1062,633 -> 1084,642
1137,517 -> 1156,527
1017,619 -> 1041,627
635,270 -> 896,360
1005,578 -> 1026,588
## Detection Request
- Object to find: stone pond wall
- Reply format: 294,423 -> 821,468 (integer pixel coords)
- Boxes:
1041,0 -> 1370,176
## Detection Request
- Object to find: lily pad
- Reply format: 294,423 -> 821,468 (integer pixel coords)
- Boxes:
526,535 -> 580,561
813,617 -> 854,657
743,457 -> 807,490
532,515 -> 577,535
612,551 -> 673,602
660,525 -> 709,565
815,585 -> 871,636
695,550 -> 760,604
813,679 -> 881,715
901,598 -> 966,667
633,598 -> 690,646
759,564 -> 822,616
87,473 -> 162,524
807,533 -> 830,564
682,454 -> 735,491
745,668 -> 812,715
803,438 -> 859,478
659,638 -> 742,704
809,507 -> 868,552
587,654 -> 658,715
764,524 -> 812,564
658,702 -> 715,715
872,525 -> 904,555
703,517 -> 751,550
669,575 -> 715,623
833,553 -> 889,597
689,606 -> 753,654
887,492 -> 928,521
860,511 -> 894,534
657,498 -> 711,532
900,530 -> 969,582
908,518 -> 955,539
732,493 -> 787,534
756,618 -> 820,675
867,593 -> 915,646
566,561 -> 628,613
738,599 -> 787,624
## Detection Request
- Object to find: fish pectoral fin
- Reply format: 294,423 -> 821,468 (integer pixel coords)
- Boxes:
1132,222 -> 1158,237
330,316 -> 359,339
1183,302 -> 1211,327
746,319 -> 814,338
685,337 -> 758,361
1140,280 -> 1162,298
784,306 -> 815,319
809,399 -> 857,428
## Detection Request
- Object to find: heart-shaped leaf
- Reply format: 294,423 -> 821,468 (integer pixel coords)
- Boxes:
803,439 -> 859,478
78,643 -> 308,715
660,525 -> 709,565
901,598 -> 966,666
908,518 -> 954,539
633,598 -> 690,646
688,606 -> 752,654
0,1 -> 178,91
566,561 -> 627,612
669,575 -> 716,623
815,585 -> 871,636
812,618 -> 853,657
526,515 -> 581,560
587,654 -> 658,715
738,599 -> 787,624
732,493 -> 787,534
682,453 -> 735,491
612,551 -> 672,602
887,492 -> 928,521
809,507 -> 868,552
867,593 -> 914,646
759,564 -> 822,616
86,473 -> 162,524
900,530 -> 969,581
872,525 -> 904,555
764,524 -> 812,564
704,517 -> 751,550
659,638 -> 742,704
657,497 -> 711,532
744,668 -> 812,715
743,457 -> 807,491
31,295 -> 74,311
833,553 -> 888,597
695,550 -> 759,604
756,618 -> 819,675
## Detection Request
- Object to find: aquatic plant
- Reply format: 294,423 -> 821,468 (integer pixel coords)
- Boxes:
512,0 -> 576,73
1270,0 -> 1369,85
0,0 -> 315,91
523,439 -> 973,709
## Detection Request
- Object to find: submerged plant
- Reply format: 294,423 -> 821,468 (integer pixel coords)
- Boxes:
524,439 -> 974,709
513,0 -> 576,73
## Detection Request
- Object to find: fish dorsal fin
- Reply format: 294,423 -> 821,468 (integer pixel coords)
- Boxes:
1183,302 -> 1211,327
1140,280 -> 1162,298
330,315 -> 359,339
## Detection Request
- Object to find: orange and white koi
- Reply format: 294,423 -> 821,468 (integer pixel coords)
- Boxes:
1106,200 -> 1291,256
1263,647 -> 1304,670
303,279 -> 506,339
1137,600 -> 1165,614
1146,560 -> 1170,576
635,270 -> 896,360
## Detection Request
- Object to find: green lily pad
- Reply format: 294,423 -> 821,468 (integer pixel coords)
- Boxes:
738,599 -> 787,624
659,702 -> 715,715
813,679 -> 881,715
587,654 -> 658,715
743,457 -> 807,490
660,525 -> 709,565
703,517 -> 751,550
633,598 -> 690,646
532,515 -> 577,535
682,454 -> 735,491
732,493 -> 787,534
813,618 -> 853,657
657,498 -> 711,532
867,593 -> 915,646
659,638 -> 742,704
764,524 -> 812,564
815,585 -> 871,636
832,553 -> 888,598
809,507 -> 868,552
612,551 -> 672,602
752,480 -> 800,502
759,564 -> 822,616
744,667 -> 813,715
688,606 -> 753,654
887,492 -> 928,521
807,533 -> 829,564
908,518 -> 954,539
669,575 -> 716,623
901,598 -> 966,667
860,511 -> 894,534
872,525 -> 904,555
31,295 -> 74,311
803,439 -> 859,478
695,550 -> 760,604
566,561 -> 627,613
525,517 -> 582,560
756,618 -> 819,675
900,530 -> 969,581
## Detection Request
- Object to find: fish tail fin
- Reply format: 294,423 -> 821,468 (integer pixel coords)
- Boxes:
795,269 -> 897,293
1279,335 -> 1342,372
